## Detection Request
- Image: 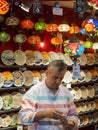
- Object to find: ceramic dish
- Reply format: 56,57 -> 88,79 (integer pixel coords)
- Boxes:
13,70 -> 25,87
86,53 -> 95,66
64,53 -> 73,66
73,87 -> 82,100
87,85 -> 95,98
62,71 -> 72,84
9,113 -> 18,126
11,92 -> 22,108
41,51 -> 50,65
78,54 -> 87,66
1,114 -> 11,128
49,51 -> 59,61
2,71 -> 14,87
1,50 -> 15,66
34,51 -> 42,65
1,93 -> 13,110
57,52 -> 66,63
32,70 -> 42,85
23,70 -> 34,87
25,50 -> 35,66
14,50 -> 26,66
84,70 -> 92,82
80,86 -> 88,99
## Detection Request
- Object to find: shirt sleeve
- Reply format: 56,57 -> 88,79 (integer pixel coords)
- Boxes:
18,87 -> 38,125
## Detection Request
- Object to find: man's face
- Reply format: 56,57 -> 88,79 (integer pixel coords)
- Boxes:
46,68 -> 66,89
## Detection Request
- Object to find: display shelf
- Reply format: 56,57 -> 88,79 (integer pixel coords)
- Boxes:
0,126 -> 17,130
0,108 -> 20,115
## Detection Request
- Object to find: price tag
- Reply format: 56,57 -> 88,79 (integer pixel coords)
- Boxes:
72,63 -> 80,80
17,125 -> 23,130
52,7 -> 63,16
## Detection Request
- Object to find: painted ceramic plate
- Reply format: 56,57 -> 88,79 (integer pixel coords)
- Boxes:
34,51 -> 42,65
86,53 -> 95,66
80,86 -> 88,99
57,52 -> 66,63
2,71 -> 14,87
78,70 -> 86,82
1,50 -> 15,65
0,72 -> 4,88
49,51 -> 59,61
64,53 -> 73,66
62,71 -> 72,84
84,70 -> 92,82
73,87 -> 82,100
14,50 -> 26,66
78,54 -> 87,66
13,70 -> 25,87
1,93 -> 13,110
23,70 -> 34,86
25,50 -> 35,66
11,92 -> 22,108
32,70 -> 41,84
1,114 -> 11,127
41,51 -> 50,65
9,113 -> 18,126
87,85 -> 95,98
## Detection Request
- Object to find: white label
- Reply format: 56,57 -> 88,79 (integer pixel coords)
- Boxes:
52,7 -> 63,16
17,125 -> 23,130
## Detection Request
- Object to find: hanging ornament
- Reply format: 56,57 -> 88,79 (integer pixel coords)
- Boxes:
0,0 -> 9,15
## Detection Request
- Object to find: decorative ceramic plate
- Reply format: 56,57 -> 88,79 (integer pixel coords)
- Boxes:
57,52 -> 66,63
2,71 -> 14,87
41,51 -> 50,65
64,53 -> 73,66
40,70 -> 46,81
86,53 -> 95,66
80,86 -> 88,99
49,51 -> 59,61
84,70 -> 92,82
0,72 -> 4,88
11,92 -> 22,108
75,102 -> 81,113
32,70 -> 42,85
1,93 -> 13,110
90,69 -> 98,81
9,113 -> 18,126
73,87 -> 82,100
13,70 -> 25,87
1,114 -> 11,128
14,50 -> 26,66
23,70 -> 34,86
34,51 -> 42,65
0,96 -> 3,110
78,54 -> 87,66
1,50 -> 15,65
25,50 -> 35,66
78,70 -> 86,82
87,85 -> 95,98
62,71 -> 72,84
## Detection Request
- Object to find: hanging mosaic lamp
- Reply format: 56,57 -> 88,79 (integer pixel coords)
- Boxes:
21,19 -> 34,29
58,24 -> 70,32
46,23 -> 58,32
51,36 -> 63,46
27,35 -> 41,45
0,31 -> 10,42
0,0 -> 9,15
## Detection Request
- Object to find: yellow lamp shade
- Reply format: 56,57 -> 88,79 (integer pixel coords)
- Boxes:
51,37 -> 63,45
0,0 -> 9,15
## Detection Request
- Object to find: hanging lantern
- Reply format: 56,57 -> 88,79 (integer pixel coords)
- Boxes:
27,35 -> 41,45
51,37 -> 63,46
69,25 -> 80,34
58,24 -> 70,32
84,40 -> 93,48
46,23 -> 58,32
0,0 -> 9,15
0,31 -> 10,42
35,21 -> 47,31
13,33 -> 27,46
21,19 -> 34,29
5,15 -> 20,26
